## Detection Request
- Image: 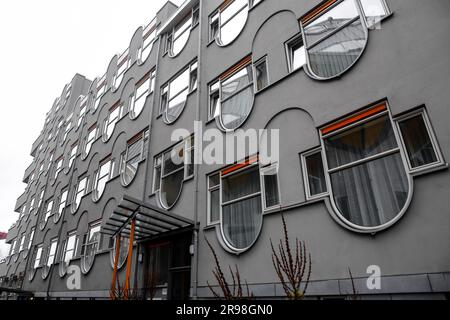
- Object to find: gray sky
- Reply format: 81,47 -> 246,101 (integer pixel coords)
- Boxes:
0,0 -> 184,258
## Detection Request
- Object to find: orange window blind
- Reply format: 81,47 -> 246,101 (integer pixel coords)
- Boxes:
321,103 -> 387,135
219,55 -> 252,81
300,0 -> 339,25
221,155 -> 258,176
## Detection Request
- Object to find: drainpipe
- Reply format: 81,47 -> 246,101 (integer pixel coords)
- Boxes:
139,27 -> 163,296
191,0 -> 204,300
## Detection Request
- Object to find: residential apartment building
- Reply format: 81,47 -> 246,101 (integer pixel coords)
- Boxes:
1,0 -> 449,300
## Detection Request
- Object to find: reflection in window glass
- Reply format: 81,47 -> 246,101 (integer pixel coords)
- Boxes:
324,110 -> 410,228
94,158 -> 113,201
218,0 -> 249,46
82,223 -> 101,273
304,151 -> 327,197
398,113 -> 439,169
360,0 -> 389,26
130,75 -> 150,119
73,177 -> 88,211
254,58 -> 269,91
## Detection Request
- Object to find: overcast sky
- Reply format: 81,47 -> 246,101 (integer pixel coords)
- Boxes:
0,0 -> 184,258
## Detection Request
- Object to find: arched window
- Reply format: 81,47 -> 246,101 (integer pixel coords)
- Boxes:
93,156 -> 115,202
208,156 -> 280,253
210,55 -> 254,131
139,18 -> 157,64
210,0 -> 250,46
120,130 -> 149,186
160,61 -> 197,124
319,103 -> 412,231
72,176 -> 88,213
300,0 -> 390,80
109,235 -> 129,269
165,6 -> 198,57
83,123 -> 98,158
129,74 -> 151,119
81,222 -> 101,274
113,50 -> 129,91
54,188 -> 68,223
93,76 -> 107,111
103,102 -> 123,141
156,137 -> 194,209
59,231 -> 77,277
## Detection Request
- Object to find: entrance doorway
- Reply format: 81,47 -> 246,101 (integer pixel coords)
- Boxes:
142,232 -> 192,300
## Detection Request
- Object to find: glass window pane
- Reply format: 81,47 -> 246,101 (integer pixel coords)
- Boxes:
292,41 -> 306,71
169,69 -> 190,99
303,0 -> 359,46
219,7 -> 248,46
222,195 -> 262,249
325,115 -> 397,169
221,85 -> 254,130
222,166 -> 261,202
307,19 -> 366,79
210,189 -> 220,223
222,67 -> 251,100
263,171 -> 279,208
399,114 -> 438,168
330,153 -> 408,227
255,60 -> 269,91
305,152 -> 327,196
360,0 -> 388,26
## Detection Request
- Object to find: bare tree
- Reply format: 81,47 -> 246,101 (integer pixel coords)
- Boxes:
270,214 -> 312,300
205,237 -> 253,300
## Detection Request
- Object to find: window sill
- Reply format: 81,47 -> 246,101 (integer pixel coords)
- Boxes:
203,224 -> 218,231
410,162 -> 448,178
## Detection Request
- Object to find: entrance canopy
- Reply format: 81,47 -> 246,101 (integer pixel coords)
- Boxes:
101,195 -> 195,241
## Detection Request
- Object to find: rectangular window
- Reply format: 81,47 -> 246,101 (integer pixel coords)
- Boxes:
28,228 -> 35,250
54,156 -> 63,180
68,142 -> 78,169
287,35 -> 306,72
192,4 -> 200,26
208,81 -> 220,121
209,11 -> 220,42
63,114 -> 72,141
104,102 -> 122,140
37,188 -> 45,210
170,13 -> 192,56
94,77 -> 107,110
54,189 -> 68,221
141,19 -> 157,61
253,57 -> 269,91
114,50 -> 129,89
34,245 -> 43,269
43,199 -> 54,225
207,173 -> 220,225
396,108 -> 444,172
301,148 -> 328,200
62,232 -> 78,264
190,62 -> 198,92
360,0 -> 390,27
46,239 -> 58,267
260,164 -> 281,210
77,96 -> 88,127
152,155 -> 162,193
18,234 -> 26,252
73,176 -> 88,210
84,124 -> 98,157
150,69 -> 156,93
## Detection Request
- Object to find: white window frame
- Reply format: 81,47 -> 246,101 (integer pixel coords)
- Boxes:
81,221 -> 102,274
394,108 -> 446,174
130,74 -> 151,119
55,188 -> 68,223
120,129 -> 149,186
285,34 -> 306,73
160,60 -> 197,122
77,96 -> 88,127
103,103 -> 122,141
46,238 -> 58,267
94,76 -> 107,110
33,245 -> 43,269
253,56 -> 270,92
207,173 -> 220,225
152,154 -> 162,194
72,176 -> 88,213
28,228 -> 35,250
300,147 -> 329,201
93,157 -> 115,202
259,162 -> 281,211
83,124 -> 98,158
68,143 -> 78,169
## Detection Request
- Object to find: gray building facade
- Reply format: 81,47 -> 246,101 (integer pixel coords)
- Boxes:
1,0 -> 449,300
